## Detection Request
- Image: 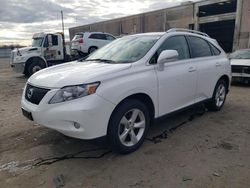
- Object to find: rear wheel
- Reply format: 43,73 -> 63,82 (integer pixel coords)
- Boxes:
88,47 -> 97,54
206,79 -> 227,111
108,99 -> 150,154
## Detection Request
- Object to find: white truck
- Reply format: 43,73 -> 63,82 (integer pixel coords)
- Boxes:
10,32 -> 76,76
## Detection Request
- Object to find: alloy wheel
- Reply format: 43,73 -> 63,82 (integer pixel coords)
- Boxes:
118,109 -> 146,147
215,83 -> 226,108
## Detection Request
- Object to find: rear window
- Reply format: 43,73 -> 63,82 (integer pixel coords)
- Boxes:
210,44 -> 221,56
188,36 -> 212,58
73,33 -> 83,40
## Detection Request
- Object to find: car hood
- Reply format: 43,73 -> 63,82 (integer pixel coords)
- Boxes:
230,59 -> 250,66
13,47 -> 41,54
28,61 -> 132,88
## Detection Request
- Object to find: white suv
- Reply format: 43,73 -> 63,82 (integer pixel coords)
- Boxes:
21,29 -> 231,154
71,32 -> 116,55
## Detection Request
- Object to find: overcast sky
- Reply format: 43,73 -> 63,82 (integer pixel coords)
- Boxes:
0,0 -> 196,46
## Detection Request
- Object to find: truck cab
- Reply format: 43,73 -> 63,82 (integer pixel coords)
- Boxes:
10,32 -> 70,76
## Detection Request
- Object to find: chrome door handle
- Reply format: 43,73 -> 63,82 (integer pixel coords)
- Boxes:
216,62 -> 221,67
188,67 -> 196,72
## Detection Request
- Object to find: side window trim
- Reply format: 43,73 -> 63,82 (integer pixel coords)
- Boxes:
184,35 -> 192,59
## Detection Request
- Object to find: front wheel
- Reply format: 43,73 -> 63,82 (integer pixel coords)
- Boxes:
108,99 -> 150,154
206,79 -> 227,111
26,59 -> 45,76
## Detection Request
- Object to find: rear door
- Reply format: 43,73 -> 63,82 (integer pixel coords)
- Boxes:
105,34 -> 116,44
155,35 -> 198,116
186,36 -> 222,102
89,34 -> 107,48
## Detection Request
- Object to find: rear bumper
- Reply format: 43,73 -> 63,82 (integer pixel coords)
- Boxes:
10,62 -> 25,73
71,44 -> 88,53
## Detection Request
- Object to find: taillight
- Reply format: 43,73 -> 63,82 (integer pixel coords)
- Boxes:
79,39 -> 84,44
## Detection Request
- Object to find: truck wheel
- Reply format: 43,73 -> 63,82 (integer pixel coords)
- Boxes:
206,79 -> 227,111
26,59 -> 45,76
88,47 -> 97,54
108,99 -> 150,154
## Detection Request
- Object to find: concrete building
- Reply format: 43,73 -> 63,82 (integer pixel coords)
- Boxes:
69,0 -> 250,53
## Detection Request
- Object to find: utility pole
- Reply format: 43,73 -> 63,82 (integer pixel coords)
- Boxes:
61,10 -> 65,36
61,10 -> 66,59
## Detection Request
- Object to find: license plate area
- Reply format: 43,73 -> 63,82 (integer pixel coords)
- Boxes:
22,108 -> 33,121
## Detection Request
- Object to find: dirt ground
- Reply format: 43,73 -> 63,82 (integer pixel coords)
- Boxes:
0,58 -> 250,188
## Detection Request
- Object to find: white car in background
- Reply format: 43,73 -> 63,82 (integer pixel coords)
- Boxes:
21,29 -> 231,154
230,49 -> 250,83
71,32 -> 116,55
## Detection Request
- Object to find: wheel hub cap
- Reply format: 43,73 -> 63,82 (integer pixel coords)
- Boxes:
118,109 -> 146,147
215,84 -> 226,107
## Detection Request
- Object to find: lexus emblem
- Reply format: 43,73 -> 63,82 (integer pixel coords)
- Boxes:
27,88 -> 34,99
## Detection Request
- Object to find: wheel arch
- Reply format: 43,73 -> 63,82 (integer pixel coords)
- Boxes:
24,56 -> 47,74
107,93 -> 155,135
218,75 -> 230,93
88,46 -> 98,53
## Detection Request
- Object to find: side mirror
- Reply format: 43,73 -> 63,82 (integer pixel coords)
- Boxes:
158,50 -> 179,64
158,50 -> 179,71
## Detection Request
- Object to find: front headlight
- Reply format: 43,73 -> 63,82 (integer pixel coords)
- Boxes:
49,82 -> 100,104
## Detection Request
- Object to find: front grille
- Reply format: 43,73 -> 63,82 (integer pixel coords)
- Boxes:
231,65 -> 250,74
25,84 -> 50,105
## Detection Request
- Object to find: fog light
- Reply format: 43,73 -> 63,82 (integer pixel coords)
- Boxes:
73,122 -> 80,129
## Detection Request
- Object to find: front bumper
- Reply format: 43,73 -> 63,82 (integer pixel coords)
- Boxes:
11,62 -> 25,73
231,65 -> 250,78
232,72 -> 250,78
21,86 -> 115,139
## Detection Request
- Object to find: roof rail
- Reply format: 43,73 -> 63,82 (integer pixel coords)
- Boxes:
166,28 -> 209,37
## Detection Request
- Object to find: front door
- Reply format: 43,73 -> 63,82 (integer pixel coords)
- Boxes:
154,35 -> 197,116
43,34 -> 64,61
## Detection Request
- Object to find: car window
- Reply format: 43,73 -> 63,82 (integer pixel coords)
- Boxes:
43,36 -> 48,47
106,34 -> 115,41
210,43 -> 221,56
89,34 -> 107,40
188,36 -> 212,58
157,36 -> 190,60
52,35 -> 58,46
73,34 -> 83,40
86,35 -> 160,63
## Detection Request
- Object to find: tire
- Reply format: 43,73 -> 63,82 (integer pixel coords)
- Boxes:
206,79 -> 227,111
88,47 -> 97,54
26,59 -> 45,76
108,99 -> 150,154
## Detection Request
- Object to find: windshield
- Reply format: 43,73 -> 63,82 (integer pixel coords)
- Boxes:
32,37 -> 44,47
229,50 -> 250,59
85,35 -> 160,63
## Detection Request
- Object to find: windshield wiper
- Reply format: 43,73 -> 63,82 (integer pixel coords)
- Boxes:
86,59 -> 116,63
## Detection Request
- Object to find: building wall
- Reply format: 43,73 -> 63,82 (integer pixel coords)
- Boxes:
69,4 -> 194,40
69,0 -> 250,51
238,0 -> 250,49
